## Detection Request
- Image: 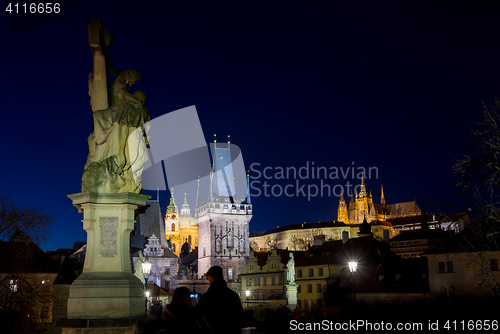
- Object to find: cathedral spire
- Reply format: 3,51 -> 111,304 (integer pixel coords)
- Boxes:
349,189 -> 355,209
381,184 -> 386,207
339,187 -> 346,203
359,172 -> 367,198
337,187 -> 347,222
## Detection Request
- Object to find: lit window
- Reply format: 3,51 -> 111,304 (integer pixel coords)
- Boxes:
9,280 -> 18,292
228,268 -> 233,281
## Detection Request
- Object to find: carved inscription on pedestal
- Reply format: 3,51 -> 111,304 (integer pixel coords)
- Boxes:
99,217 -> 118,257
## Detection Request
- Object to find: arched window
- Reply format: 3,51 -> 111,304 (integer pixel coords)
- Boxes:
171,223 -> 175,232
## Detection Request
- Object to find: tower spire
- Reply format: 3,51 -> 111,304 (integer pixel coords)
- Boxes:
167,188 -> 177,214
380,184 -> 386,207
349,189 -> 355,210
359,171 -> 367,198
246,170 -> 251,204
196,176 -> 201,208
337,187 -> 347,222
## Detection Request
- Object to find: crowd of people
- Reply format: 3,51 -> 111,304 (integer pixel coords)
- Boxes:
141,265 -> 316,333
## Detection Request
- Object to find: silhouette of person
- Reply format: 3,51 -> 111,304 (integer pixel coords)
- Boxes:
199,266 -> 243,334
162,287 -> 198,334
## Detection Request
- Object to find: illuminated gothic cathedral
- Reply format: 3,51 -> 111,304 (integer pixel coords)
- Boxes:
337,173 -> 420,224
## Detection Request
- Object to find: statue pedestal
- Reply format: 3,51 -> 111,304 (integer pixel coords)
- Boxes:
66,192 -> 149,319
285,283 -> 299,311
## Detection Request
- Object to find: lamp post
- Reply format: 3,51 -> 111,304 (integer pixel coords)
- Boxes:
245,290 -> 250,310
348,261 -> 357,302
142,255 -> 152,313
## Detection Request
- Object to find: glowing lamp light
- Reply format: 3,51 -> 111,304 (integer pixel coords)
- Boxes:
145,291 -> 150,298
348,261 -> 358,273
245,290 -> 250,297
142,256 -> 152,279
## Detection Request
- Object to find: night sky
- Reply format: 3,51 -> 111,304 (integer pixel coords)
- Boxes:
2,1 -> 500,251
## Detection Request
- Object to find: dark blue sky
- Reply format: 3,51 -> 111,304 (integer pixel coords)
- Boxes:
2,1 -> 500,251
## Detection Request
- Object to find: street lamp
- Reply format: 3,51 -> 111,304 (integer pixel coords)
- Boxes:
245,290 -> 250,310
142,255 -> 152,313
348,261 -> 357,302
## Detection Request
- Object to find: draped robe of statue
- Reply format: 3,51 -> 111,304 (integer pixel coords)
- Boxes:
82,90 -> 151,193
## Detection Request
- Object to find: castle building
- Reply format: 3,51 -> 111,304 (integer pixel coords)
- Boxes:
337,174 -> 421,225
164,190 -> 198,257
195,141 -> 252,283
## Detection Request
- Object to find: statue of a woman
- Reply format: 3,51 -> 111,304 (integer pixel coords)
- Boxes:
286,253 -> 295,284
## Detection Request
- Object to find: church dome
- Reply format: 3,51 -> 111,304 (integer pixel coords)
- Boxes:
180,240 -> 191,256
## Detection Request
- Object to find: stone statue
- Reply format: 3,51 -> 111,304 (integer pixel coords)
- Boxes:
286,253 -> 295,284
82,21 -> 151,194
166,236 -> 173,251
134,251 -> 145,284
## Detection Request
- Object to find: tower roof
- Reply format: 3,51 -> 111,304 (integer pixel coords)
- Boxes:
358,172 -> 368,198
339,187 -> 346,204
132,201 -> 178,259
166,188 -> 177,214
381,184 -> 386,207
181,192 -> 190,210
210,143 -> 235,202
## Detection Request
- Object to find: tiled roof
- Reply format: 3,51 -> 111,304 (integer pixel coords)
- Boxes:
250,221 -> 347,237
132,201 -> 178,259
